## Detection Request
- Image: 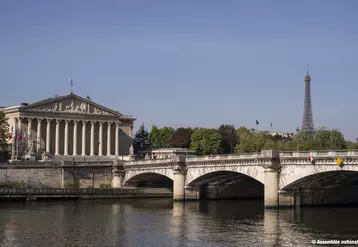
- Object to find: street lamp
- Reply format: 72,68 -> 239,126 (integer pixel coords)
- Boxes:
296,127 -> 300,151
140,142 -> 143,159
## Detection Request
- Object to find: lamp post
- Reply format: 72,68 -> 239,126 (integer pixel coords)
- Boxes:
296,127 -> 300,151
140,142 -> 143,159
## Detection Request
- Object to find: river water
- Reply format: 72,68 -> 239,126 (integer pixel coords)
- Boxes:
0,199 -> 357,247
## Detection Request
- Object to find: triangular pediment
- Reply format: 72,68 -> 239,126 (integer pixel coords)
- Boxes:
22,93 -> 121,116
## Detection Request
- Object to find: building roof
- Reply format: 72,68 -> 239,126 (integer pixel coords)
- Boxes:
4,93 -> 135,120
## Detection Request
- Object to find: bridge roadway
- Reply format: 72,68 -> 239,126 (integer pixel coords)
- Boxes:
110,149 -> 358,208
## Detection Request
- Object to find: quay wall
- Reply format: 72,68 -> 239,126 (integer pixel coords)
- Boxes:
0,188 -> 172,201
0,162 -> 114,189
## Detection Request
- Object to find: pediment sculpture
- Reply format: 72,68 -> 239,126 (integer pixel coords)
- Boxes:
29,99 -> 113,115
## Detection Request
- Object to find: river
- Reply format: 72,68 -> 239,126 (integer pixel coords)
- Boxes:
0,199 -> 357,246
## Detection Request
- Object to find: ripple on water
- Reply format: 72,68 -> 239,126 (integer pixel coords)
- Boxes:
0,200 -> 358,246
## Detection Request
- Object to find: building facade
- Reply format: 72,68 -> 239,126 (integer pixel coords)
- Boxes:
3,93 -> 135,160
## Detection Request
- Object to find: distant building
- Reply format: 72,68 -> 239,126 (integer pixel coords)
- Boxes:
268,132 -> 295,139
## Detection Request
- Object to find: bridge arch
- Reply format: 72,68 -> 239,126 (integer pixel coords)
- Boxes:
281,170 -> 358,191
280,165 -> 358,189
280,169 -> 358,206
185,165 -> 264,186
124,169 -> 174,188
124,169 -> 174,183
124,172 -> 173,188
186,170 -> 264,200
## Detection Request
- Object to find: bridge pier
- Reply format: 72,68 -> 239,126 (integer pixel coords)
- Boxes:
112,159 -> 125,188
278,190 -> 298,207
172,156 -> 187,201
261,150 -> 281,208
173,168 -> 186,201
264,168 -> 279,208
112,171 -> 124,188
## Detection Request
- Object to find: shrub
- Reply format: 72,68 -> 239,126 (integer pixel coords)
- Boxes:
64,182 -> 76,188
99,183 -> 112,188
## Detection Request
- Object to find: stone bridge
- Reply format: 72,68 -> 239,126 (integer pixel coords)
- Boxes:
111,150 -> 358,208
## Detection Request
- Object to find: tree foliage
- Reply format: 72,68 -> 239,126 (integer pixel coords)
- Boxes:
130,122 -> 358,156
0,111 -> 9,144
190,128 -> 222,155
234,126 -> 349,153
149,125 -> 174,148
133,123 -> 150,154
172,127 -> 191,148
218,124 -> 238,154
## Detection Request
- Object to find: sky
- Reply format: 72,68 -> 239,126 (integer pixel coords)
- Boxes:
1,0 -> 358,140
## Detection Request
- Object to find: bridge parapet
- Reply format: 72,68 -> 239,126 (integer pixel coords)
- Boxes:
124,158 -> 174,168
121,150 -> 358,168
280,150 -> 358,158
186,153 -> 261,162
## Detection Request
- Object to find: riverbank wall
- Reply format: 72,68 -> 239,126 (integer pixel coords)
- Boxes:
0,188 -> 172,201
0,161 -> 114,189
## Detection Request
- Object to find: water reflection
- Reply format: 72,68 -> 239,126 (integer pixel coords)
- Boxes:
0,200 -> 358,246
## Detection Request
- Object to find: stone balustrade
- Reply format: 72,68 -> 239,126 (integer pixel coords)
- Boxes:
125,158 -> 174,166
121,150 -> 358,168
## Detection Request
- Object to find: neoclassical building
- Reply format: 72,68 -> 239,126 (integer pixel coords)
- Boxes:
3,93 -> 135,159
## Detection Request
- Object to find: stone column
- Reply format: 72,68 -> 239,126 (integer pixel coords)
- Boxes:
46,119 -> 51,153
36,118 -> 42,152
173,156 -> 187,201
115,122 -> 120,156
27,118 -> 33,140
73,120 -> 78,156
18,117 -> 23,135
129,125 -> 134,155
107,122 -> 112,156
55,119 -> 61,155
10,120 -> 15,159
99,121 -> 103,156
64,120 -> 69,155
82,121 -> 87,156
90,121 -> 95,156
111,159 -> 125,188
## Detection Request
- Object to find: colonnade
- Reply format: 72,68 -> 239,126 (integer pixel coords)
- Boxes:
13,117 -> 121,156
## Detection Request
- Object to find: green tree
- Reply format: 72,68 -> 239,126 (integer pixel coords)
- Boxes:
149,125 -> 161,148
218,124 -> 238,154
149,125 -> 173,148
160,127 -> 174,148
346,138 -> 358,149
327,129 -> 346,149
0,111 -> 10,144
235,127 -> 253,153
172,127 -> 191,148
133,123 -> 150,154
190,128 -> 222,155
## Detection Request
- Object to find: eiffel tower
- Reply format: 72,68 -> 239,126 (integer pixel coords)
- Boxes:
301,69 -> 315,132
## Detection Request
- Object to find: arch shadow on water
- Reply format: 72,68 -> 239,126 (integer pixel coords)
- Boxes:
282,170 -> 358,207
187,171 -> 264,201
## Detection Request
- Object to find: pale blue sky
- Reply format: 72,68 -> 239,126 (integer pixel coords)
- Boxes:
1,0 -> 358,140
